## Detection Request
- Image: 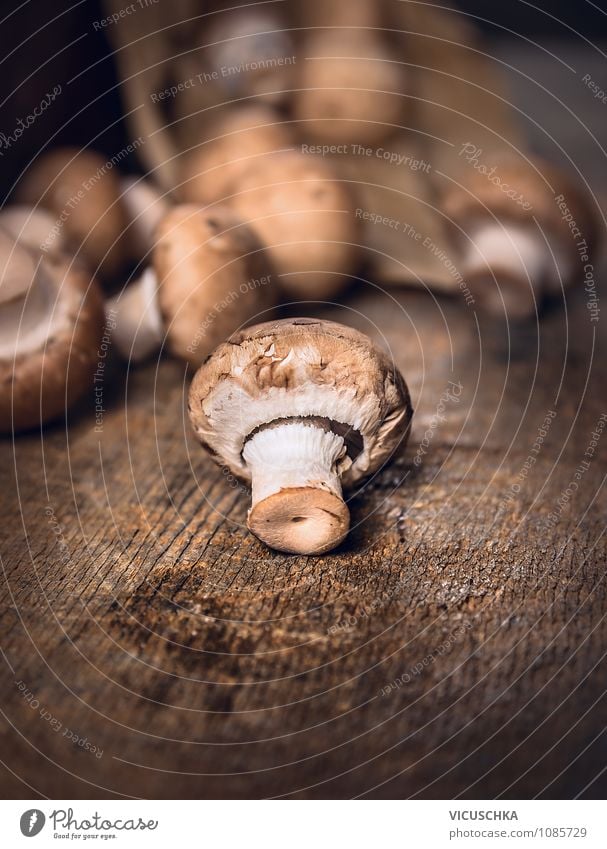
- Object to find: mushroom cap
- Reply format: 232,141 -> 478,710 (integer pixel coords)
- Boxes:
153,204 -> 276,368
294,0 -> 380,29
0,206 -> 65,259
227,151 -> 360,298
443,155 -> 599,262
16,147 -> 128,276
293,31 -> 406,144
0,252 -> 104,433
545,163 -> 600,253
179,105 -> 293,205
188,317 -> 412,488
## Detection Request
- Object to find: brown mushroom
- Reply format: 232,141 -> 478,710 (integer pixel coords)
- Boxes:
107,204 -> 276,367
179,104 -> 294,205
294,0 -> 378,29
293,29 -> 407,145
226,150 -> 360,299
442,155 -> 599,317
0,227 -> 104,433
188,317 -> 412,554
16,147 -> 129,278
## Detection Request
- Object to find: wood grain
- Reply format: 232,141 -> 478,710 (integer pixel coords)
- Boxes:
1,280 -> 606,799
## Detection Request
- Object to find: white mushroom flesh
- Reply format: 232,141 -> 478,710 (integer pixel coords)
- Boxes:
463,222 -> 553,291
0,234 -> 64,359
106,267 -> 164,362
0,206 -> 64,258
120,177 -> 169,257
243,421 -> 347,507
201,378 -> 380,482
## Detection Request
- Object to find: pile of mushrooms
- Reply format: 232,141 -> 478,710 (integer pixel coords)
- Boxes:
15,148 -> 172,280
102,0 -> 601,318
4,0 -> 602,560
178,105 -> 361,300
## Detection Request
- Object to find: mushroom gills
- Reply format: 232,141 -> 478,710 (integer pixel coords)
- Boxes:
0,206 -> 64,258
0,236 -> 59,359
243,420 -> 350,554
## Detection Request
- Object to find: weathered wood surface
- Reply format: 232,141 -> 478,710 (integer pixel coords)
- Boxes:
1,279 -> 606,799
1,39 -> 607,798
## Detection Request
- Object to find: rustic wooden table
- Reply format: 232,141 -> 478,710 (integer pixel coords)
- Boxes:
1,42 -> 606,799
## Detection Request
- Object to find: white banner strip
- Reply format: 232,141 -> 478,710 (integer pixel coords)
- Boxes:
1,800 -> 605,847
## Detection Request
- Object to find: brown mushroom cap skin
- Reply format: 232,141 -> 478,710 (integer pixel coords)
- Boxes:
545,163 -> 600,255
179,105 -> 294,205
16,147 -> 128,277
188,317 -> 412,489
0,253 -> 104,433
294,0 -> 380,29
292,31 -> 406,145
153,204 -> 276,368
226,151 -> 360,299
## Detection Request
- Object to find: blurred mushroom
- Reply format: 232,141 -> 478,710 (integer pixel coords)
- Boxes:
0,227 -> 104,433
442,155 -> 599,317
107,204 -> 275,367
5,175 -> 166,278
295,0 -> 378,30
16,147 -> 129,278
227,150 -> 360,299
179,104 -> 294,205
293,29 -> 407,145
119,175 -> 170,261
188,317 -> 412,554
0,205 -> 65,259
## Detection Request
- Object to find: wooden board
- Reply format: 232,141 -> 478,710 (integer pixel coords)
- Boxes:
1,279 -> 606,799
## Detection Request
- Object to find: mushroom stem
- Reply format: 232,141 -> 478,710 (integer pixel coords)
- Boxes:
0,230 -> 55,359
106,267 -> 164,362
243,421 -> 350,555
120,177 -> 170,258
462,223 -> 552,317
